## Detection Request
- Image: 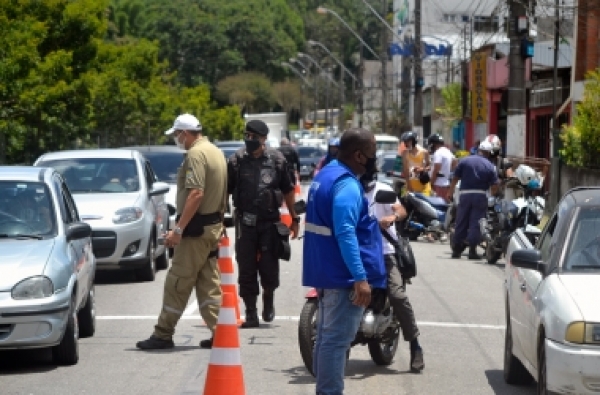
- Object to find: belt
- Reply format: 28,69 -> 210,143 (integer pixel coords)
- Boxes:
176,212 -> 221,225
459,189 -> 487,195
236,211 -> 279,223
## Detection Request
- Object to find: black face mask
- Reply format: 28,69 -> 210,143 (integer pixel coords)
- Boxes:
361,152 -> 377,175
359,169 -> 377,191
245,138 -> 261,153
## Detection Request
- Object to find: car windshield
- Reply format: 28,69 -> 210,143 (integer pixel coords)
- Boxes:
379,156 -> 396,173
564,207 -> 600,270
37,158 -> 140,193
141,152 -> 183,184
298,147 -> 324,159
376,141 -> 399,152
0,181 -> 56,237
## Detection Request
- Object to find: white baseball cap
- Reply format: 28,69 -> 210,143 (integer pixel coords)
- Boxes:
479,140 -> 493,151
164,114 -> 202,135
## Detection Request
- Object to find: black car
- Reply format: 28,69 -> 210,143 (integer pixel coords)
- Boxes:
297,146 -> 325,181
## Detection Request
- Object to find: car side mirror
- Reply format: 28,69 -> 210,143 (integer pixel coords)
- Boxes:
510,249 -> 546,274
149,181 -> 170,196
374,190 -> 397,204
66,222 -> 92,241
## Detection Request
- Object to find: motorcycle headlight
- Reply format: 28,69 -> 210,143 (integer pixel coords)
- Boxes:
113,207 -> 143,224
565,322 -> 600,344
12,276 -> 54,300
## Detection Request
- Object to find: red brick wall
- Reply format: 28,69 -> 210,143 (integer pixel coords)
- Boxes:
575,0 -> 600,81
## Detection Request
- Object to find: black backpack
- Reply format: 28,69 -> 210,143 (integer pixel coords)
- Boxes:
381,229 -> 417,280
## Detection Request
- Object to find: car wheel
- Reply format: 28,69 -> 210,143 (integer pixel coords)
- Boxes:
135,235 -> 156,282
52,294 -> 79,365
504,306 -> 533,385
537,336 -> 548,395
156,242 -> 169,270
78,285 -> 96,338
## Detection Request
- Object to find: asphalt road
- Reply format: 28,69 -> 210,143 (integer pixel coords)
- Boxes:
0,185 -> 538,395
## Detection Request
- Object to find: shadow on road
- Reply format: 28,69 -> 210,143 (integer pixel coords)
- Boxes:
0,348 -> 58,375
278,365 -> 315,385
346,359 -> 403,380
485,369 -> 535,394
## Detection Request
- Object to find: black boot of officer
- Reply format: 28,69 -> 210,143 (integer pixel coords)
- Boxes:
241,296 -> 260,328
262,288 -> 275,322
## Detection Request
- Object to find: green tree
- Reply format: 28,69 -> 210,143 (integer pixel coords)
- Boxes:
561,69 -> 600,168
216,72 -> 274,113
273,80 -> 302,123
436,83 -> 462,129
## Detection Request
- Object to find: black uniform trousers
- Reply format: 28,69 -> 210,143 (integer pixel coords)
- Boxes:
235,218 -> 280,298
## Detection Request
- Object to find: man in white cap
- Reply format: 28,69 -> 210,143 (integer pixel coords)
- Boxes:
137,113 -> 227,349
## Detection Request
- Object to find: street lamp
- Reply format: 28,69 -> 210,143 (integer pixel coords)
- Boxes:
282,61 -> 317,132
307,40 -> 358,82
316,6 -> 380,60
290,57 -> 310,74
281,62 -> 313,88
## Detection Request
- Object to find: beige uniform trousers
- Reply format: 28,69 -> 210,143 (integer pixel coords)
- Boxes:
154,223 -> 223,340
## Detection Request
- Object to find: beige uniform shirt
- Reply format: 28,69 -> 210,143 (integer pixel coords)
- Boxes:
176,138 -> 227,215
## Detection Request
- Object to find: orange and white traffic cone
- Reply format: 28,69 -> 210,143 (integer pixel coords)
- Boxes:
279,201 -> 292,227
294,171 -> 301,198
218,236 -> 243,326
203,292 -> 245,395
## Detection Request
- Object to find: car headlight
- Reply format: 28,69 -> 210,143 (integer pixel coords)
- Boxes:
113,207 -> 143,224
565,322 -> 600,344
12,276 -> 54,300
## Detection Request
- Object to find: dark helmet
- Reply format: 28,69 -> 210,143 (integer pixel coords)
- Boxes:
427,133 -> 444,146
401,131 -> 417,145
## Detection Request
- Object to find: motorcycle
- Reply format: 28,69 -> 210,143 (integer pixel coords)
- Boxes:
479,176 -> 545,264
298,190 -> 402,376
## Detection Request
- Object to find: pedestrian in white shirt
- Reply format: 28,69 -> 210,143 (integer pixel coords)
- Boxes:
427,134 -> 457,200
360,172 -> 425,373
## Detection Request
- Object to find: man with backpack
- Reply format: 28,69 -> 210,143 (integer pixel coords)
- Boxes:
361,170 -> 425,373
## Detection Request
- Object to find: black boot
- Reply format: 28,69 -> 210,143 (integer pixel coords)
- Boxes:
241,296 -> 259,328
262,289 -> 275,323
468,246 -> 482,260
451,243 -> 465,259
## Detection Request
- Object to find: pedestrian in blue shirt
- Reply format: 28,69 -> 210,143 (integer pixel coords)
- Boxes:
448,140 -> 500,259
303,128 -> 386,395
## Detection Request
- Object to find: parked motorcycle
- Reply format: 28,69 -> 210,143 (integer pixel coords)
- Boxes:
298,190 -> 402,376
397,192 -> 449,241
479,166 -> 545,264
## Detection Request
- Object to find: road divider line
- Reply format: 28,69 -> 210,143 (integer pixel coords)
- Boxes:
96,315 -> 505,329
182,300 -> 198,316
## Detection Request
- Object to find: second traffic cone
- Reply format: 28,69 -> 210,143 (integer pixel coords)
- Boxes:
218,236 -> 243,326
203,292 -> 245,395
294,171 -> 301,197
279,201 -> 292,227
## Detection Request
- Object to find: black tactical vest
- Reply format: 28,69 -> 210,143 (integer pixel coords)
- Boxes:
232,150 -> 283,221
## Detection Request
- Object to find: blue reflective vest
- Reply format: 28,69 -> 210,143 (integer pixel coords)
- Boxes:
302,161 -> 386,289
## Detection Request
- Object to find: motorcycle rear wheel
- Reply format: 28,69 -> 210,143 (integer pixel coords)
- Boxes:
368,325 -> 400,366
486,241 -> 502,265
298,299 -> 318,376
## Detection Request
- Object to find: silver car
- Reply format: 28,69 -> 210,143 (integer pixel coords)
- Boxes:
35,150 -> 170,282
0,167 -> 95,365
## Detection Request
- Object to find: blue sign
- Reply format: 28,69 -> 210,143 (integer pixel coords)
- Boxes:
389,42 -> 452,57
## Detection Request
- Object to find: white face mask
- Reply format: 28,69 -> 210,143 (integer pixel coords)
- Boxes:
175,132 -> 186,150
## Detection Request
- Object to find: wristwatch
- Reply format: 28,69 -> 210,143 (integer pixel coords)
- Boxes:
174,226 -> 183,235
292,216 -> 301,224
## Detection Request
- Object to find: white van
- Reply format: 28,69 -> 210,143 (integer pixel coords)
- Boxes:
375,134 -> 400,153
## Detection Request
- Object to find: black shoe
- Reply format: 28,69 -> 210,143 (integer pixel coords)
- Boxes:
410,348 -> 424,372
262,290 -> 275,323
451,251 -> 462,259
468,247 -> 482,260
199,338 -> 213,349
136,335 -> 174,350
241,310 -> 259,328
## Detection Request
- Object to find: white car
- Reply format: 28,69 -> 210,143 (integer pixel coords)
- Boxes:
35,150 -> 170,282
504,187 -> 600,394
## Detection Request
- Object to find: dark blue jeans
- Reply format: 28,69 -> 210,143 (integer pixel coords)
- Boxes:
453,193 -> 487,248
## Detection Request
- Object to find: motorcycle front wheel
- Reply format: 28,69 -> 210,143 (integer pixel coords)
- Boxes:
485,240 -> 502,264
368,325 -> 401,365
298,299 -> 318,376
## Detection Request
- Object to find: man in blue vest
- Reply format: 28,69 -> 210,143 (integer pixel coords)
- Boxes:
303,128 -> 387,395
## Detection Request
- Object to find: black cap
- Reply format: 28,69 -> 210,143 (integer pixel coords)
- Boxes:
246,120 -> 269,136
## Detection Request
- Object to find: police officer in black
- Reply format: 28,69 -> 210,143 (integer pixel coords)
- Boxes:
277,138 -> 301,185
228,120 -> 300,328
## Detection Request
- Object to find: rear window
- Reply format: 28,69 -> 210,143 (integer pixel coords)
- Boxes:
142,152 -> 183,183
298,147 -> 324,158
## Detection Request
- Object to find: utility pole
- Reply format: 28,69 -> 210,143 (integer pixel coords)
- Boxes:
339,64 -> 346,132
549,0 -> 561,210
413,0 -> 423,137
325,67 -> 331,128
506,0 -> 528,156
358,23 -> 365,128
380,0 -> 388,135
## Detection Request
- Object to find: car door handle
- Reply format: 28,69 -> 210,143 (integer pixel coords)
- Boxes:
520,282 -> 527,292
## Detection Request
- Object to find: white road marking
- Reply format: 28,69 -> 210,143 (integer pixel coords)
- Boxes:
96,315 -> 504,329
182,300 -> 198,316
